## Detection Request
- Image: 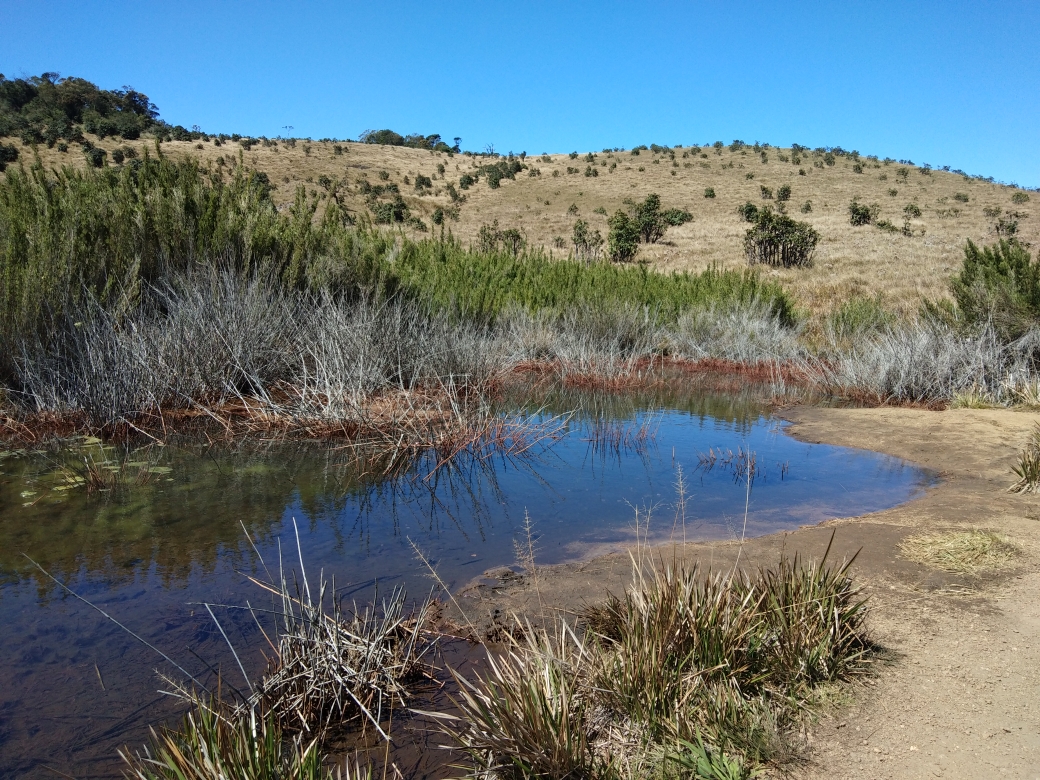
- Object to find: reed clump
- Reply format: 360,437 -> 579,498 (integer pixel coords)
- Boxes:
440,540 -> 873,777
1010,422 -> 1040,493
121,698 -> 340,780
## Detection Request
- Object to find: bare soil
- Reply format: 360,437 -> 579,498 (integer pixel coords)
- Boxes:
460,406 -> 1040,779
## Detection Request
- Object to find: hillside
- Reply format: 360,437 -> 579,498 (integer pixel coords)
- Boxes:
3,133 -> 1036,314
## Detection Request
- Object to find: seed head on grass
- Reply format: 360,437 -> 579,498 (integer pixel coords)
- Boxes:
899,530 -> 1018,573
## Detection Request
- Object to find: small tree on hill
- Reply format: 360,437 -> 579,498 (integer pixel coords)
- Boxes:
636,193 -> 666,244
572,219 -> 604,264
608,211 -> 639,262
744,208 -> 819,268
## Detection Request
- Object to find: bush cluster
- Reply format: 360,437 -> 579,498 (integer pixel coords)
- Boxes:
358,129 -> 458,152
743,208 -> 819,268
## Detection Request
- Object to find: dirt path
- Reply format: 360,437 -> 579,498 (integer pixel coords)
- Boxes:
461,407 -> 1040,779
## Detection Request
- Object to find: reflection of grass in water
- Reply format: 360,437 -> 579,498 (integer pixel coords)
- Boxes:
899,529 -> 1018,573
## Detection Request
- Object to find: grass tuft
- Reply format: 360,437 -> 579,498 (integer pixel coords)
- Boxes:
440,538 -> 872,776
899,530 -> 1018,573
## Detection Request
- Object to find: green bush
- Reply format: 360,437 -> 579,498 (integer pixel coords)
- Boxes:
848,199 -> 880,226
737,202 -> 759,222
951,239 -> 1040,341
743,208 -> 819,268
704,187 -> 716,199
776,184 -> 791,202
1012,192 -> 1030,204
800,201 -> 812,214
953,192 -> 970,203
84,146 -> 107,168
636,194 -> 666,243
662,208 -> 693,226
760,185 -> 773,199
607,210 -> 640,262
572,218 -> 604,262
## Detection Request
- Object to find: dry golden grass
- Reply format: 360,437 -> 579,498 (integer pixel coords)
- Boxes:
899,529 -> 1019,573
6,135 -> 1036,314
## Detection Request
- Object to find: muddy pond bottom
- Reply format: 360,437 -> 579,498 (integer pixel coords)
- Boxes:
0,391 -> 934,778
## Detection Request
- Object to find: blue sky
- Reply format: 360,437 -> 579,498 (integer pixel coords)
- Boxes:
2,0 -> 1038,186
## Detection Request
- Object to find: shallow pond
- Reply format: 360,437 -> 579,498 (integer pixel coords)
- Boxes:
0,387 -> 934,778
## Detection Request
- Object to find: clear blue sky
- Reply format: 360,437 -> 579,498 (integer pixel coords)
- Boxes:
2,0 -> 1038,186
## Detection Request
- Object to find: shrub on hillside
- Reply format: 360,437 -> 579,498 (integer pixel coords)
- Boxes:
704,187 -> 716,199
737,201 -> 759,222
572,219 -> 604,263
848,199 -> 880,226
607,211 -> 640,262
951,240 -> 1040,342
744,208 -> 819,268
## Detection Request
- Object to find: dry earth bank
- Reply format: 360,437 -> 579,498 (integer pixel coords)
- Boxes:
461,406 -> 1040,779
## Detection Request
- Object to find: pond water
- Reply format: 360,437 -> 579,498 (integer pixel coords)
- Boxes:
0,387 -> 934,778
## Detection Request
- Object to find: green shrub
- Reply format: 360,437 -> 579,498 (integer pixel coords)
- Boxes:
827,294 -> 893,341
903,203 -> 922,218
743,208 -> 819,268
636,194 -> 666,243
1012,192 -> 1030,204
951,239 -> 1040,341
760,185 -> 773,199
776,184 -> 791,202
704,187 -> 716,199
800,201 -> 812,214
459,173 -> 475,189
84,146 -> 107,167
607,210 -> 639,262
373,196 -> 408,224
737,202 -> 759,222
823,153 -> 836,166
572,218 -> 604,262
662,208 -> 693,226
953,192 -> 970,203
432,208 -> 444,225
414,174 -> 433,190
848,199 -> 880,226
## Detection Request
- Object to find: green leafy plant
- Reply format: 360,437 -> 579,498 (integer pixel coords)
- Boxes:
607,210 -> 640,262
776,185 -> 791,202
951,239 -> 1040,341
1012,192 -> 1030,204
848,199 -> 880,226
704,187 -> 716,199
744,208 -> 819,268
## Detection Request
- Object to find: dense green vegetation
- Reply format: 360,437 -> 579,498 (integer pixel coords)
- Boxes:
0,72 -> 161,144
950,239 -> 1040,341
0,152 -> 793,386
359,129 -> 459,152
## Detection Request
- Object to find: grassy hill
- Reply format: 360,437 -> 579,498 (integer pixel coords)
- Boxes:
2,132 -> 1036,316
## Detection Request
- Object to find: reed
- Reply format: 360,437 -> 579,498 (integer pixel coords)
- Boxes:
440,537 -> 873,777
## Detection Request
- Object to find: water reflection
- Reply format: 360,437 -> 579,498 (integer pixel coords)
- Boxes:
0,386 -> 935,778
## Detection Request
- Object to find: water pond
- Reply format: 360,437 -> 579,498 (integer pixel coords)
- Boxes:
0,386 -> 934,778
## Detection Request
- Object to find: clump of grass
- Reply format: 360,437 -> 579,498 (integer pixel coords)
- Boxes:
252,568 -> 439,740
441,538 -> 872,776
1010,423 -> 1040,493
899,530 -> 1018,572
121,698 -> 345,780
949,385 -> 996,408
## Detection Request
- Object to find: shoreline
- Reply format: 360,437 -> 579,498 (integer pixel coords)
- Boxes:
461,405 -> 1040,778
